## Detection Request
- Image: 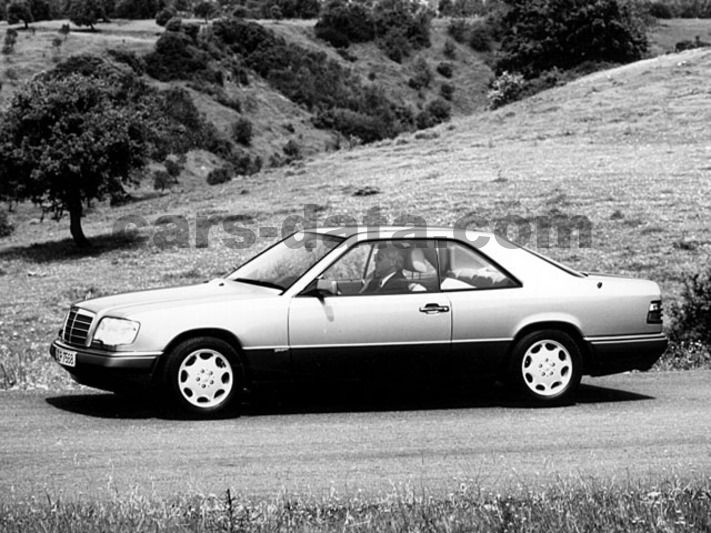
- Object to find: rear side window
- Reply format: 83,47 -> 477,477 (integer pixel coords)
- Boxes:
437,240 -> 518,291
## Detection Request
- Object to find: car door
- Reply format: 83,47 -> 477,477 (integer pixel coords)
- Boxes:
287,239 -> 452,382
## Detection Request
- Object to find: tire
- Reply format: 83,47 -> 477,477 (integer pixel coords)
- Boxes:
163,336 -> 242,417
510,329 -> 582,405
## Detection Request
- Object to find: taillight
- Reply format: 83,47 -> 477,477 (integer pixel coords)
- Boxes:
647,300 -> 662,324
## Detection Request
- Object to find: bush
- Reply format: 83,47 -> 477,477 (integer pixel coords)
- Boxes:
283,139 -> 302,160
378,26 -> 411,62
165,17 -> 182,32
231,116 -> 253,145
436,61 -> 453,78
114,0 -> 157,19
153,169 -> 178,191
447,18 -> 469,43
443,38 -> 456,59
155,7 -> 176,26
232,5 -> 248,17
496,0 -> 648,77
648,1 -> 673,18
106,48 -> 145,75
206,165 -> 232,185
315,0 -> 375,46
468,19 -> 493,52
669,266 -> 711,349
315,108 -> 389,143
0,210 -> 13,237
415,98 -> 451,129
164,158 -> 182,177
440,82 -> 454,100
144,30 -> 221,83
408,57 -> 432,89
487,70 -> 526,108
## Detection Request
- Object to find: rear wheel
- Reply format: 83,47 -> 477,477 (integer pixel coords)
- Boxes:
511,329 -> 582,404
163,337 -> 241,417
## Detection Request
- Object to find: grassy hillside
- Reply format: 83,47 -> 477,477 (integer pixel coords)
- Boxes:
1,42 -> 711,389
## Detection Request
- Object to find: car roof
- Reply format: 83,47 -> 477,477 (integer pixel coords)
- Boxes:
304,226 -> 496,241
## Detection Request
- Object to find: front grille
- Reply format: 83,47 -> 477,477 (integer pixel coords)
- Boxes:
62,308 -> 95,347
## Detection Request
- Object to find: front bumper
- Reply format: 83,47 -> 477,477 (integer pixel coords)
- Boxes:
586,333 -> 668,376
50,339 -> 162,392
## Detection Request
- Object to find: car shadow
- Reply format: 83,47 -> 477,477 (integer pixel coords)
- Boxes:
45,381 -> 654,420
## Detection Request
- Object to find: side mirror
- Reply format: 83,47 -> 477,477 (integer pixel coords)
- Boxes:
316,279 -> 337,295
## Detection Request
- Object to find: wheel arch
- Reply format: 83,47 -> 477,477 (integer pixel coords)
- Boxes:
507,321 -> 592,375
151,328 -> 250,388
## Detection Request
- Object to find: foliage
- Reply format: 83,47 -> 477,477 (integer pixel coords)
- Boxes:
0,56 -> 226,246
436,61 -> 453,78
443,38 -> 456,59
495,0 -> 648,77
194,0 -> 217,20
447,17 -> 492,51
155,6 -> 176,26
314,108 -> 391,143
668,265 -> 711,349
487,70 -> 526,108
106,48 -> 145,75
164,158 -> 182,177
663,0 -> 711,17
7,1 -> 33,28
114,0 -> 157,19
144,30 -> 221,83
408,57 -> 432,89
153,169 -> 178,191
65,0 -> 105,31
316,0 -> 433,59
0,209 -> 13,237
3,27 -> 18,54
206,165 -> 232,185
440,81 -> 454,100
315,0 -> 375,46
165,16 -> 182,31
415,97 -> 451,128
231,116 -> 253,146
283,138 -> 302,160
647,1 -> 673,18
439,0 -> 504,16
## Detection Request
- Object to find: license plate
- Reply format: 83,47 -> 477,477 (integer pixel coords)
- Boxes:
56,347 -> 76,368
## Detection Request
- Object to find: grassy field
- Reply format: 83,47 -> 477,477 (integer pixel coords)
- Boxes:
1,22 -> 711,390
0,475 -> 709,532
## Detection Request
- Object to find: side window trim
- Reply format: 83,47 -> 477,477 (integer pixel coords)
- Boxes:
436,239 -> 522,292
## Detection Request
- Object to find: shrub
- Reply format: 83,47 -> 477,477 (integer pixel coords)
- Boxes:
106,48 -> 145,75
415,98 -> 451,129
440,81 -> 454,100
153,169 -> 178,191
283,139 -> 302,160
144,31 -> 220,83
378,26 -> 410,62
408,57 -> 432,89
669,266 -> 711,349
487,70 -> 526,108
155,7 -> 176,26
164,158 -> 182,177
447,18 -> 469,43
3,29 -> 18,55
165,17 -> 182,32
315,0 -> 374,45
496,0 -> 648,77
648,1 -> 673,18
373,0 -> 432,50
194,0 -> 217,21
231,116 -> 253,145
0,210 -> 13,237
443,38 -> 456,59
436,61 -> 453,78
232,5 -> 248,17
206,165 -> 232,185
315,108 -> 389,143
114,0 -> 157,19
468,19 -> 492,52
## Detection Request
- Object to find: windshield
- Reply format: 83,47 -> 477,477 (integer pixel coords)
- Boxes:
228,232 -> 344,291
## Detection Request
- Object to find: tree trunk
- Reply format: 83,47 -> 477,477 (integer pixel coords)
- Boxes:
67,194 -> 90,248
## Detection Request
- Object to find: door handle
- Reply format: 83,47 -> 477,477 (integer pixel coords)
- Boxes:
419,303 -> 450,314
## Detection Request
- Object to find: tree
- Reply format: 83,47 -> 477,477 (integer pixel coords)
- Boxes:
495,0 -> 648,77
65,0 -> 105,31
7,1 -> 33,29
0,73 -> 154,246
194,0 -> 216,21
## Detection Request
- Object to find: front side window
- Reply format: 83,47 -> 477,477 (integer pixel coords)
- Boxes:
229,232 -> 343,290
319,239 -> 439,295
438,240 -> 518,291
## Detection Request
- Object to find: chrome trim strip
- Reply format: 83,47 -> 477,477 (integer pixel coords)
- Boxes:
53,339 -> 162,358
585,333 -> 667,344
244,338 -> 512,351
452,337 -> 512,344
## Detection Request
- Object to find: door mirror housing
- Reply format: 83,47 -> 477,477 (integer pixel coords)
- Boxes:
316,279 -> 337,295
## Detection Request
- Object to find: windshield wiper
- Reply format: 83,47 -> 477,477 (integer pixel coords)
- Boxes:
233,278 -> 284,290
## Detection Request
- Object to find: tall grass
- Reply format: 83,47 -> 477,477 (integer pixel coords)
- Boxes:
1,477 -> 709,532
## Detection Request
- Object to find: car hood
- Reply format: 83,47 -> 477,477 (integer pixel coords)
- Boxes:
76,279 -> 279,316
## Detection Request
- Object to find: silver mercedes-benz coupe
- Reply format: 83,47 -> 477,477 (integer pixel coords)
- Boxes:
51,227 -> 667,416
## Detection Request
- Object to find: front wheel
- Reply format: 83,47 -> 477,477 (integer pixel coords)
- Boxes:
510,330 -> 582,405
163,337 -> 241,417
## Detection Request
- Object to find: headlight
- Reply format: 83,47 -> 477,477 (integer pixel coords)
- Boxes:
93,317 -> 140,346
